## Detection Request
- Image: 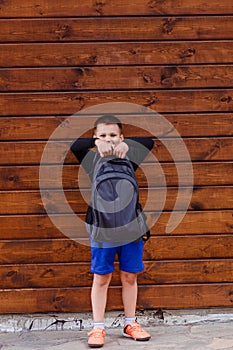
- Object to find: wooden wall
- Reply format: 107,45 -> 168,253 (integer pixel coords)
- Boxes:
0,0 -> 233,313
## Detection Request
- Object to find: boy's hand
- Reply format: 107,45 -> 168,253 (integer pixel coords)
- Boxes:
95,139 -> 113,157
95,139 -> 129,158
113,142 -> 129,159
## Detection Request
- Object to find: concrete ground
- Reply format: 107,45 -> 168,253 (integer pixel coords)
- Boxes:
0,309 -> 232,350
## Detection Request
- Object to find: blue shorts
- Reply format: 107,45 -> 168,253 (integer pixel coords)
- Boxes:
90,240 -> 144,275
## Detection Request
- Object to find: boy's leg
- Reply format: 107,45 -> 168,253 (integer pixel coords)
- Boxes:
88,273 -> 112,348
120,270 -> 151,341
88,245 -> 116,347
119,240 -> 143,320
120,271 -> 138,318
118,240 -> 144,318
118,241 -> 151,341
90,244 -> 117,322
91,273 -> 112,323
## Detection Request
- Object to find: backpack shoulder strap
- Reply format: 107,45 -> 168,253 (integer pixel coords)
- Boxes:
88,152 -> 101,180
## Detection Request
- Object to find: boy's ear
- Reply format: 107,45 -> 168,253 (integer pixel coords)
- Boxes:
120,134 -> 124,141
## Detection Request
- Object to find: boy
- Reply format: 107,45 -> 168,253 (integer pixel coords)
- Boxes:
71,115 -> 154,348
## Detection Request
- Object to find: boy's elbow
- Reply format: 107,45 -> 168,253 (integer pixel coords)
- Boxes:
70,143 -> 76,154
70,139 -> 80,153
148,138 -> 154,150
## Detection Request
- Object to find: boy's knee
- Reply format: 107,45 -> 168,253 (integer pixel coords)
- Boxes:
93,273 -> 112,287
120,271 -> 137,285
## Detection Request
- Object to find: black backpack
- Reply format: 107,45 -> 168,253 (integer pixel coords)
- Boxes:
85,154 -> 150,244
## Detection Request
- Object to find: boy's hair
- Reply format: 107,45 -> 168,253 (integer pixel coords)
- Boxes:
94,114 -> 123,133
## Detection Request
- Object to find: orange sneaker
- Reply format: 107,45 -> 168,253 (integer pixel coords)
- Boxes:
123,321 -> 151,341
88,327 -> 106,348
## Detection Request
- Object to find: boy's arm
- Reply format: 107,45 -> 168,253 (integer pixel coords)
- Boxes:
70,138 -> 96,163
70,138 -> 98,176
124,137 -> 154,169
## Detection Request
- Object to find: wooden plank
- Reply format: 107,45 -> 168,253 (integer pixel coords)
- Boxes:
1,90 -> 233,116
0,239 -> 91,264
1,65 -> 233,91
153,211 -> 233,235
0,235 -> 232,264
136,284 -> 233,310
0,283 -> 232,313
1,41 -> 233,67
0,0 -> 233,17
1,17 -> 233,43
0,214 -> 67,239
1,114 -> 233,140
0,163 -> 233,191
1,259 -> 233,289
141,260 -> 233,285
1,139 -> 233,165
0,211 -> 232,240
0,117 -> 65,140
144,235 -> 233,260
0,186 -> 233,214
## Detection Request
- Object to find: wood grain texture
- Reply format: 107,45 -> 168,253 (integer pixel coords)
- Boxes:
0,284 -> 232,313
1,42 -> 233,67
0,211 -> 232,240
0,0 -> 233,17
1,90 -> 233,116
0,163 -> 233,191
1,17 -> 233,43
1,138 -> 233,165
1,66 -> 233,91
1,114 -> 233,140
1,1 -> 233,313
0,236 -> 232,264
1,259 -> 233,289
0,187 -> 233,215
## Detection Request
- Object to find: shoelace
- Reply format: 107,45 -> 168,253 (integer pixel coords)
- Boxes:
89,328 -> 105,338
126,322 -> 144,334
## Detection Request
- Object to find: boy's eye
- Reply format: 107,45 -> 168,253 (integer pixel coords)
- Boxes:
99,133 -> 117,137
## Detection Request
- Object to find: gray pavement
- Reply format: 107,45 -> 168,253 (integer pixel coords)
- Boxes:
0,321 -> 233,350
0,309 -> 233,350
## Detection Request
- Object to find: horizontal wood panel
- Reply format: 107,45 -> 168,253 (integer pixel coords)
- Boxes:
0,239 -> 91,264
137,284 -> 233,310
1,90 -> 233,116
1,0 -> 233,17
142,260 -> 233,285
0,283 -> 232,313
0,186 -> 233,214
1,65 -> 233,91
1,41 -> 233,67
0,211 -> 232,240
1,17 -> 233,43
1,138 -> 233,165
1,114 -> 233,140
1,259 -> 233,289
1,1 -> 233,314
145,236 -> 233,261
1,163 -> 233,191
0,236 -> 232,264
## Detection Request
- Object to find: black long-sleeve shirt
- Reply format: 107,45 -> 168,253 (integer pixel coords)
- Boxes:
71,137 -> 154,179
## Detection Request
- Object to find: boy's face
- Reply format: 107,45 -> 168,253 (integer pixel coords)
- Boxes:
94,123 -> 123,146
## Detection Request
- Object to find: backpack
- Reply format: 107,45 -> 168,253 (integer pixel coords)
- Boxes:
85,154 -> 150,244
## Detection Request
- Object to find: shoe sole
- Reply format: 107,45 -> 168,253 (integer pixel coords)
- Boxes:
123,332 -> 151,341
88,344 -> 104,348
